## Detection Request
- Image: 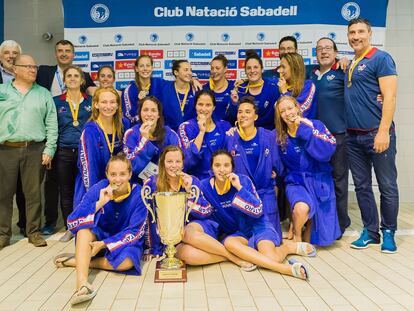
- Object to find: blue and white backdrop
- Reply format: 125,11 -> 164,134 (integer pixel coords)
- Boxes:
63,0 -> 389,89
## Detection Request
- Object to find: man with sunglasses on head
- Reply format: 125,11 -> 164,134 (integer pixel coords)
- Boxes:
0,55 -> 58,250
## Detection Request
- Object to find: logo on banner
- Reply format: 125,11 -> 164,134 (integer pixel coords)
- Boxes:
328,32 -> 337,40
116,60 -> 135,70
341,2 -> 360,21
227,60 -> 237,69
92,52 -> 113,58
257,32 -> 265,41
150,33 -> 159,42
141,50 -> 164,59
189,49 -> 212,58
164,60 -> 173,69
114,34 -> 123,43
91,61 -> 114,71
74,52 -> 90,61
215,51 -> 236,56
293,32 -> 301,41
78,35 -> 88,44
152,71 -> 163,78
225,70 -> 237,80
90,3 -> 110,23
238,49 -> 262,58
115,50 -> 139,59
185,33 -> 195,42
263,49 -> 279,58
221,33 -> 230,42
192,70 -> 210,80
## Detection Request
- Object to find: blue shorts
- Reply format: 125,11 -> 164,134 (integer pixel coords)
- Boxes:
224,222 -> 281,249
190,219 -> 221,240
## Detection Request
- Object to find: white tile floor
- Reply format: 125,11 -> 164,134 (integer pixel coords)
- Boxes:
1,203 -> 414,311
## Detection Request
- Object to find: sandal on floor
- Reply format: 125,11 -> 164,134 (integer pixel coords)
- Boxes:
239,261 -> 257,272
53,253 -> 75,268
296,242 -> 317,257
70,284 -> 97,305
288,258 -> 310,281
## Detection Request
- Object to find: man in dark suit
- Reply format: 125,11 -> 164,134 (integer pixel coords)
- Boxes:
36,40 -> 96,239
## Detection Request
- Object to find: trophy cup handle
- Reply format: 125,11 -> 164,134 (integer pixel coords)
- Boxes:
141,184 -> 156,223
185,185 -> 200,223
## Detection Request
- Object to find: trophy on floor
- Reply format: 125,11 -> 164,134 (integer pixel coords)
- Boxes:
141,185 -> 199,283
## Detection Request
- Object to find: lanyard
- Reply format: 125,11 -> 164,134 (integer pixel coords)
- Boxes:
96,118 -> 116,155
235,79 -> 264,94
209,77 -> 216,91
215,177 -> 231,195
55,69 -> 66,93
175,84 -> 190,115
347,47 -> 372,87
113,183 -> 131,202
235,121 -> 257,141
67,93 -> 81,126
142,82 -> 151,92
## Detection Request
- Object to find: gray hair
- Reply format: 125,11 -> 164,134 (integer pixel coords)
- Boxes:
0,40 -> 22,55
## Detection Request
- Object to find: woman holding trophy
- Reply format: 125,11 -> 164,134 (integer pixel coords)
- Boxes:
142,146 -> 256,271
53,154 -> 148,305
201,150 -> 315,280
123,96 -> 181,182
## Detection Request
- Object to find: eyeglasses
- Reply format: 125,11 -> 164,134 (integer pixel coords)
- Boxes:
316,46 -> 334,52
14,64 -> 38,70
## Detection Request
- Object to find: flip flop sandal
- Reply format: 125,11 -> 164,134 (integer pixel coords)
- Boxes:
240,261 -> 257,272
288,258 -> 310,281
70,284 -> 97,305
296,242 -> 317,257
53,253 -> 75,268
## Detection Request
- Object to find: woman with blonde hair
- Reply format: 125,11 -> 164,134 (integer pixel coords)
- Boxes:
74,87 -> 130,206
277,53 -> 317,119
274,96 -> 340,246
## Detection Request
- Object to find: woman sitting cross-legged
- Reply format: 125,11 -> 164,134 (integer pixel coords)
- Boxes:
200,150 -> 316,280
53,154 -> 148,305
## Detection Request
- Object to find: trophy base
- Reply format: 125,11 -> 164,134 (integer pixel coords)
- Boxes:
154,261 -> 187,283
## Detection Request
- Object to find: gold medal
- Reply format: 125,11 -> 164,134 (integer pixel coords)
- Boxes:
73,120 -> 79,127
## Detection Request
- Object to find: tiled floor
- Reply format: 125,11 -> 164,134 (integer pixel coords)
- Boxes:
1,203 -> 414,311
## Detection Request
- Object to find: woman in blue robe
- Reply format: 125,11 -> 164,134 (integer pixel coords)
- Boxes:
54,155 -> 147,305
200,150 -> 315,280
275,95 -> 341,246
123,96 -> 181,182
178,89 -> 231,180
74,87 -> 130,207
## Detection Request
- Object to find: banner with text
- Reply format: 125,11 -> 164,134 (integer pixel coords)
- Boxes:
63,0 -> 389,89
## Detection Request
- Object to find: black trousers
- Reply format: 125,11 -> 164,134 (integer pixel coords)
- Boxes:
331,133 -> 351,234
43,159 -> 60,227
55,148 -> 78,228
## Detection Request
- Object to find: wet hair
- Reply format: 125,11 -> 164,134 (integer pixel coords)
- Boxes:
106,153 -> 132,174
245,50 -> 263,69
90,87 -> 124,139
211,149 -> 234,170
194,89 -> 216,107
274,95 -> 303,150
63,65 -> 85,87
172,59 -> 189,77
137,95 -> 166,143
238,96 -> 259,115
211,54 -> 228,67
156,145 -> 185,192
55,40 -> 74,52
316,37 -> 338,52
280,53 -> 305,98
279,36 -> 298,50
348,17 -> 372,31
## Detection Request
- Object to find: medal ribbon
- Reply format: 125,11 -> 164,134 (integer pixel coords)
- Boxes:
348,47 -> 372,87
235,121 -> 257,141
215,177 -> 231,195
175,84 -> 190,114
55,69 -> 66,93
96,118 -> 116,155
67,93 -> 81,125
209,77 -> 216,91
246,79 -> 264,93
113,183 -> 131,202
